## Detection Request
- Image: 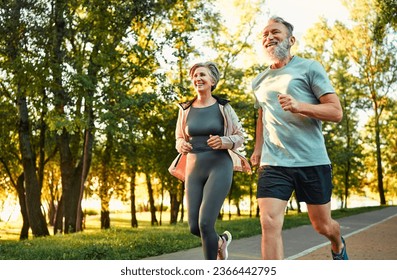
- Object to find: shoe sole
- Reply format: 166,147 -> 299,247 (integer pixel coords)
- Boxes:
223,231 -> 232,260
224,231 -> 232,246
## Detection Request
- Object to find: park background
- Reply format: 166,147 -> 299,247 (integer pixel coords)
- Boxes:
0,0 -> 396,248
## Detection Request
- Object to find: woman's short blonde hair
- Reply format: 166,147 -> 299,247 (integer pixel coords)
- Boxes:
189,61 -> 220,92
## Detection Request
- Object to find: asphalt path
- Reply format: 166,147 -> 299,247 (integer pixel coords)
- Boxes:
144,206 -> 397,260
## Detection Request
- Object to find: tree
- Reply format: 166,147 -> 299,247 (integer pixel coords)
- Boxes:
300,0 -> 397,205
379,100 -> 397,201
340,0 -> 397,204
48,0 -> 166,233
0,0 -> 50,237
0,88 -> 29,238
300,19 -> 367,207
362,98 -> 397,203
373,0 -> 397,42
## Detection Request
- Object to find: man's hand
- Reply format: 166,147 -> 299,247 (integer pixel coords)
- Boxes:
278,94 -> 300,113
250,149 -> 261,167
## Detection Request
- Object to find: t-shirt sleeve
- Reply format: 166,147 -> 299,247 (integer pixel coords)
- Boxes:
309,61 -> 335,99
252,73 -> 264,109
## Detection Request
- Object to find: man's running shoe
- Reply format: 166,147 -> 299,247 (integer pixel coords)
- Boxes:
332,237 -> 349,260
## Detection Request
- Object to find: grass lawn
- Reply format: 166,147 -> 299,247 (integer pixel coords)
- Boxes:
0,206 -> 384,260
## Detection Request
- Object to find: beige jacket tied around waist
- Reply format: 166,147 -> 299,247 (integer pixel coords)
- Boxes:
169,96 -> 251,181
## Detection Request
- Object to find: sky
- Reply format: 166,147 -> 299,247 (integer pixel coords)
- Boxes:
165,0 -> 353,74
209,0 -> 353,67
216,0 -> 351,51
262,0 -> 350,37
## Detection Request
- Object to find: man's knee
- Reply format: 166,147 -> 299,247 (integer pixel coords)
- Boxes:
260,213 -> 284,233
258,199 -> 287,232
311,220 -> 338,237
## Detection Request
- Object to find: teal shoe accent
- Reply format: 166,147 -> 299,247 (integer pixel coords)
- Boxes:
332,237 -> 349,260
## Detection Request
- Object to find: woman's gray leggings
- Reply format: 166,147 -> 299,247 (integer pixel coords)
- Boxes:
185,150 -> 233,260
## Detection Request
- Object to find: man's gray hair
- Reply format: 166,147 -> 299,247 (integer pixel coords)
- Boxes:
189,61 -> 220,92
269,16 -> 294,36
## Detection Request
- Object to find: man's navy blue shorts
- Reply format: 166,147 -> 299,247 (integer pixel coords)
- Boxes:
256,165 -> 333,205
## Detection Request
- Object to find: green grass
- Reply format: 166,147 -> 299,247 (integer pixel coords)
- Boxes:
0,206 -> 385,260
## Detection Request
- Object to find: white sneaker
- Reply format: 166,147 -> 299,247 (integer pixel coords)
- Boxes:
217,231 -> 232,260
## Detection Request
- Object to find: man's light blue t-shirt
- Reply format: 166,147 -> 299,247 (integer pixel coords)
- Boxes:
252,56 -> 335,167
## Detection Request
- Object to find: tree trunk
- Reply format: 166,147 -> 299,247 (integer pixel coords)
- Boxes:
47,171 -> 58,227
76,131 -> 91,232
0,163 -> 29,238
145,173 -> 158,226
56,116 -> 93,234
16,173 -> 29,240
100,193 -> 111,229
53,195 -> 64,234
228,181 -> 234,220
61,150 -> 88,224
179,183 -> 185,223
169,180 -> 184,224
344,168 -> 350,208
18,95 -> 49,237
99,132 -> 112,230
101,210 -> 110,229
256,205 -> 260,218
159,182 -> 165,226
249,182 -> 254,218
236,204 -> 241,216
343,101 -> 351,208
375,115 -> 386,204
130,169 -> 138,228
58,137 -> 81,233
169,192 -> 180,225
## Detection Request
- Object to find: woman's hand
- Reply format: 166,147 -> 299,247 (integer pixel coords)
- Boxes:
181,141 -> 193,154
207,135 -> 222,150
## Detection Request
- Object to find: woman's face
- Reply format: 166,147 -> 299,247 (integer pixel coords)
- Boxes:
191,67 -> 214,94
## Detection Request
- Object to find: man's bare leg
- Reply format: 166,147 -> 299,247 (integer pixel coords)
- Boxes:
307,203 -> 344,254
258,197 -> 288,259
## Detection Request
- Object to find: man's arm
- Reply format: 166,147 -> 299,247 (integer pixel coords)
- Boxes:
278,93 -> 343,123
250,108 -> 264,167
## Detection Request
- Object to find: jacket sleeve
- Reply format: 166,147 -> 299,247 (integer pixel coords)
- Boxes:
175,107 -> 185,153
220,104 -> 245,150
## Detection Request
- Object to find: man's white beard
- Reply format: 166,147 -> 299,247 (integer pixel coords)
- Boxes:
263,39 -> 291,66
